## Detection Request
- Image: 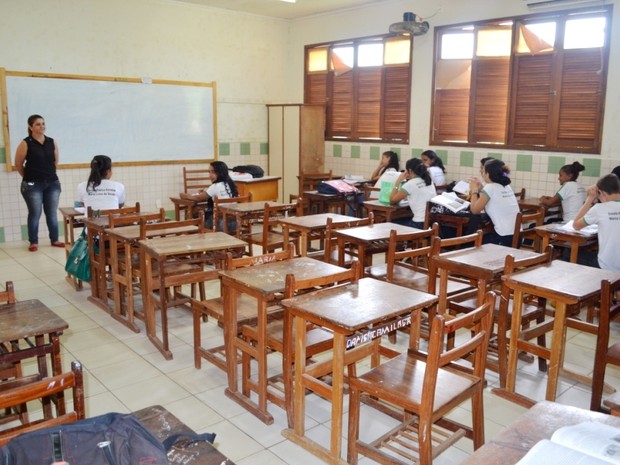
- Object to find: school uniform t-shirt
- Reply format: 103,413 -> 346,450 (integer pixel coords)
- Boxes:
400,177 -> 437,222
428,166 -> 446,187
76,179 -> 126,211
206,181 -> 234,200
481,183 -> 520,236
583,200 -> 620,272
556,181 -> 586,221
370,168 -> 400,199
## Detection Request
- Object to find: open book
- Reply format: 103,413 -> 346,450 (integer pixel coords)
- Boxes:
555,220 -> 599,236
430,192 -> 470,213
452,180 -> 470,195
517,422 -> 620,465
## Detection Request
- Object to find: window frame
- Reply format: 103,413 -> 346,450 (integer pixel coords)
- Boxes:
304,33 -> 413,144
430,5 -> 612,154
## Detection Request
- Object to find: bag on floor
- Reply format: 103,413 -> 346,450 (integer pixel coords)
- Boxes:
65,227 -> 91,282
0,412 -> 216,465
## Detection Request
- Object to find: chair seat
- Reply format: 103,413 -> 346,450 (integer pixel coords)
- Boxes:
350,353 -> 478,413
198,295 -> 284,327
368,263 -> 472,295
241,319 -> 333,354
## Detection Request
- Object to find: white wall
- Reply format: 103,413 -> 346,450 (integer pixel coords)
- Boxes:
0,0 -> 619,242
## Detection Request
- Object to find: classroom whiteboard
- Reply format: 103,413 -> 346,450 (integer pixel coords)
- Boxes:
1,70 -> 217,168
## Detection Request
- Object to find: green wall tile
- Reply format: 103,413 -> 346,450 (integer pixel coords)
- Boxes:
21,225 -> 28,241
240,142 -> 250,156
219,143 -> 230,156
547,156 -> 565,174
165,209 -> 175,220
411,148 -> 423,158
390,147 -> 401,157
333,144 -> 342,158
260,142 -> 268,155
516,154 -> 533,172
582,158 -> 601,177
488,152 -> 503,161
369,146 -> 381,160
351,145 -> 361,159
436,149 -> 448,165
0,147 -> 5,164
0,227 -> 5,243
460,151 -> 474,167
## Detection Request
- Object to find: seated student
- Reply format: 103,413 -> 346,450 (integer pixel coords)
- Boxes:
421,150 -> 447,188
469,159 -> 520,247
573,174 -> 620,272
370,150 -> 400,183
389,158 -> 437,229
539,161 -> 586,222
76,155 -> 125,211
180,160 -> 238,230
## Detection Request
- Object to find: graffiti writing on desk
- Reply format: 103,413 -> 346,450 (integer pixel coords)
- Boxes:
168,450 -> 198,464
345,314 -> 412,349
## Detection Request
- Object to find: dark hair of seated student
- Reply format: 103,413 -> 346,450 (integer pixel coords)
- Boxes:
484,159 -> 511,186
421,150 -> 446,173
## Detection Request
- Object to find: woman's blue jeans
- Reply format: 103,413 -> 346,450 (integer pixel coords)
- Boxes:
20,180 -> 61,244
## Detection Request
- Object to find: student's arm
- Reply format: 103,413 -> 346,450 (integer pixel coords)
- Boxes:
539,193 -> 560,207
389,172 -> 408,204
180,191 -> 208,201
14,141 -> 27,177
370,164 -> 383,183
468,179 -> 488,214
573,185 -> 597,230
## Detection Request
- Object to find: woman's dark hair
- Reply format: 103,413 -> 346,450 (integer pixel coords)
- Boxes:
421,150 -> 446,173
611,165 -> 620,179
208,161 -> 238,209
87,155 -> 113,192
405,158 -> 432,186
597,174 -> 620,195
382,151 -> 400,172
27,114 -> 44,136
484,159 -> 511,186
480,156 -> 495,167
560,161 -> 585,181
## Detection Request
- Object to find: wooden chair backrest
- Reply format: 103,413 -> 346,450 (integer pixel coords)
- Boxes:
108,208 -> 166,229
139,211 -> 205,240
0,281 -> 16,305
299,170 -> 333,194
423,200 -> 470,236
87,202 -> 141,218
430,229 -> 483,255
514,187 -> 526,201
385,223 -> 439,283
501,244 -> 554,306
322,213 -> 375,262
283,260 -> 360,299
183,166 -> 212,194
0,360 -> 85,447
260,201 -> 300,235
363,184 -> 380,200
420,291 -> 495,408
213,193 -> 252,231
512,207 -> 545,249
224,246 -> 294,270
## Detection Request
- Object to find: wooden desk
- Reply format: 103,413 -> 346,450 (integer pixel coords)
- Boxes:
303,190 -> 350,215
82,216 -> 113,312
140,232 -> 247,359
219,257 -> 348,425
105,223 -> 201,333
217,201 -> 287,238
495,260 -> 620,406
134,404 -> 234,465
281,278 -> 438,464
235,176 -> 280,202
59,207 -> 86,290
0,299 -> 69,417
333,222 -> 421,270
535,223 -> 598,263
462,401 -> 620,465
279,213 -> 354,256
434,244 -> 540,314
169,197 -> 208,221
362,199 -> 411,223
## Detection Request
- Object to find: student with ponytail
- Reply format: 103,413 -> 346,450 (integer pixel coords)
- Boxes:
76,155 -> 126,211
389,158 -> 437,229
539,161 -> 586,221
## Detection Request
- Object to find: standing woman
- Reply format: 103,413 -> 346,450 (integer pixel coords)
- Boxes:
14,114 -> 63,252
421,150 -> 447,187
389,158 -> 437,229
469,159 -> 520,246
76,155 -> 126,211
539,161 -> 586,222
179,160 -> 238,230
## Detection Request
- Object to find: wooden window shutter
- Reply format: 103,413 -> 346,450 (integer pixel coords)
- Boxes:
469,57 -> 510,144
508,54 -> 554,146
432,89 -> 470,143
383,66 -> 410,143
330,71 -> 354,135
556,48 -> 604,152
356,68 -> 382,138
305,73 -> 327,105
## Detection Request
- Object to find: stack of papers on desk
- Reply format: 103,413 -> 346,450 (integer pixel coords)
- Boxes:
343,175 -> 366,184
452,180 -> 470,195
557,220 -> 598,236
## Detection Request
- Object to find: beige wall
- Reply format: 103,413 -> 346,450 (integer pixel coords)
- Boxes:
0,0 -> 619,241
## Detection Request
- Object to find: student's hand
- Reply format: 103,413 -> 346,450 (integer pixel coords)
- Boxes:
469,178 -> 481,193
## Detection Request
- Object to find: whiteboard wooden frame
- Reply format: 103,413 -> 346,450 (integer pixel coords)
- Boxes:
1,68 -> 218,171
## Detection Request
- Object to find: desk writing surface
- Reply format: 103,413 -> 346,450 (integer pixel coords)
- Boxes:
282,277 -> 437,332
278,213 -> 353,230
140,232 -> 246,257
333,222 -> 421,241
0,300 -> 68,341
436,244 -> 539,275
218,201 -> 286,213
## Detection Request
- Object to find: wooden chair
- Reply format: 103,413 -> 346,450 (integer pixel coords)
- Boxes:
317,213 -> 375,266
347,291 -> 496,465
423,200 -> 471,239
512,207 -> 545,251
191,247 -> 294,371
0,281 -> 24,426
183,166 -> 212,194
0,281 -> 15,305
590,278 -> 620,412
298,171 -> 333,215
0,360 -> 85,447
241,260 -> 361,427
247,201 -> 300,256
212,193 -> 252,234
86,202 -> 140,218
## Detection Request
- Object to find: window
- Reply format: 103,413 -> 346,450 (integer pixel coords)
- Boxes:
431,6 -> 611,154
305,35 -> 412,144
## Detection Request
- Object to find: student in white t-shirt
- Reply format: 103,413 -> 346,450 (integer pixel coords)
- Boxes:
370,150 -> 400,183
421,150 -> 447,188
389,158 -> 437,229
539,161 -> 587,221
76,155 -> 126,211
179,161 -> 238,230
469,159 -> 520,246
574,174 -> 620,272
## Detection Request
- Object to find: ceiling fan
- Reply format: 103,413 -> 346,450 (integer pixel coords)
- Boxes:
389,12 -> 430,36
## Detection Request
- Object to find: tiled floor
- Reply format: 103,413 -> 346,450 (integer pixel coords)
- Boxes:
1,240 -> 619,464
